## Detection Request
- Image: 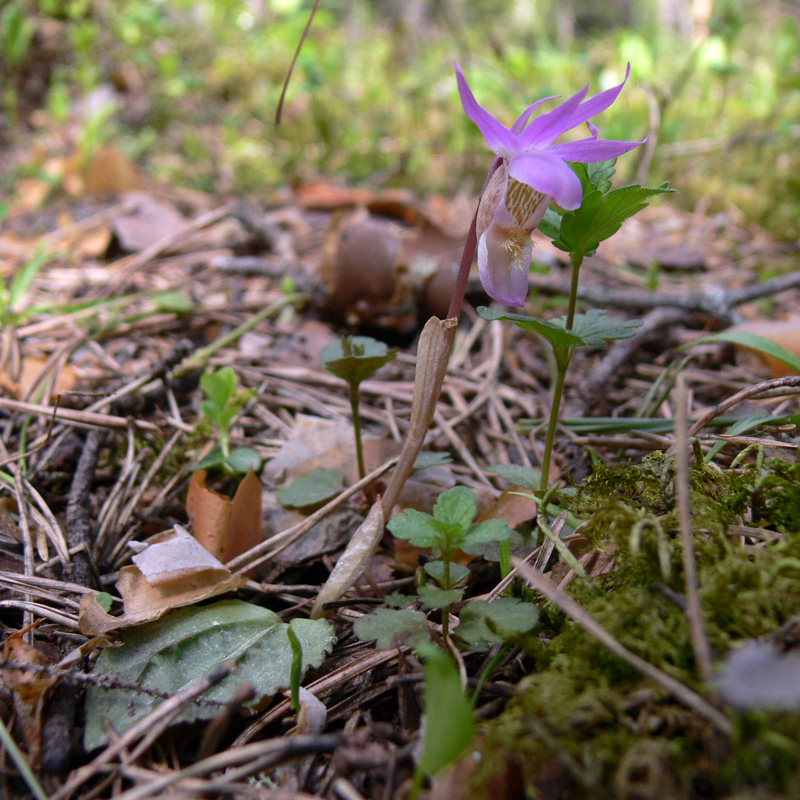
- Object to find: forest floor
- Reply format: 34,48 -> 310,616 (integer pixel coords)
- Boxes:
1,171 -> 800,800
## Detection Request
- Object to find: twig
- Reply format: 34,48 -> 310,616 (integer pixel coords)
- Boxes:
65,430 -> 105,592
513,558 -> 732,736
673,374 -> 715,685
226,456 -> 399,575
687,375 -> 800,437
528,269 -> 800,321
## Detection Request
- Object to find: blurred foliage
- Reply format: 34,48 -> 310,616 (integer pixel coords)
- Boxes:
2,0 -> 800,238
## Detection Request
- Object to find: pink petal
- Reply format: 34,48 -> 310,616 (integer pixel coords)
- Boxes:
567,63 -> 631,130
455,63 -> 517,156
477,229 -> 531,307
511,96 -> 559,135
507,151 -> 584,210
546,136 -> 647,163
517,84 -> 589,149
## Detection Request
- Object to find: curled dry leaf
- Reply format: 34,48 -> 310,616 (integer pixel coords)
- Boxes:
186,468 -> 263,564
1,622 -> 57,763
78,526 -> 245,635
310,500 -> 385,619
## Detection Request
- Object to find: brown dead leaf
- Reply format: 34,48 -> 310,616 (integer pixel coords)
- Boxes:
0,355 -> 78,400
264,414 -> 401,486
187,469 -> 263,564
85,146 -> 142,195
15,179 -> 51,212
2,622 -> 58,763
476,486 -> 537,529
729,318 -> 800,377
78,527 -> 246,635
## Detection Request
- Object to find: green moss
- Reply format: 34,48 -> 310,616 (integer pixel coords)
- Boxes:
470,449 -> 800,799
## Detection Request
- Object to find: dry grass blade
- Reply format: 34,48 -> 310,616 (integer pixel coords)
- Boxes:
674,374 -> 715,686
512,558 -> 733,736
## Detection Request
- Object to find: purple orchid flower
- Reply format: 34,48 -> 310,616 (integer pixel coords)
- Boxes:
456,63 -> 646,306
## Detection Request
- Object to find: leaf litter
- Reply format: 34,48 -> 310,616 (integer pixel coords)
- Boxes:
0,179 -> 799,799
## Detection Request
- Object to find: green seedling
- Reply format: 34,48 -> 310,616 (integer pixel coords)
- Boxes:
320,336 -> 396,481
355,485 -> 537,652
1,250 -> 52,327
411,644 -> 476,800
195,366 -> 261,474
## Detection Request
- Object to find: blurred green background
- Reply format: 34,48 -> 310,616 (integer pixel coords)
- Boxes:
2,0 -> 799,238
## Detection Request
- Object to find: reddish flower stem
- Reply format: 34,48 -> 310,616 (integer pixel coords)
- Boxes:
446,157 -> 502,321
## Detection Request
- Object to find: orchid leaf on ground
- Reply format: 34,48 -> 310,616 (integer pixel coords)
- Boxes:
84,600 -> 335,751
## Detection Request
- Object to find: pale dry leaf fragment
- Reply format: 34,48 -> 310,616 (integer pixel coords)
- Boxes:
296,687 -> 327,735
78,526 -> 245,635
131,525 -> 229,588
310,500 -> 385,619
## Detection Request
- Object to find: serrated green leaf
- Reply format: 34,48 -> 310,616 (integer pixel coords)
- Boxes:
433,486 -> 477,532
478,306 -> 584,350
417,647 -> 476,777
353,608 -> 430,650
692,331 -> 800,376
552,182 -> 674,256
457,598 -> 540,646
225,447 -> 262,474
551,309 -> 643,345
320,336 -> 397,387
201,367 -> 237,410
387,508 -> 443,549
277,469 -> 345,509
459,519 -> 513,549
385,593 -> 417,609
423,560 -> 470,587
488,464 -> 542,492
567,160 -> 617,196
84,600 -> 335,751
418,585 -> 464,609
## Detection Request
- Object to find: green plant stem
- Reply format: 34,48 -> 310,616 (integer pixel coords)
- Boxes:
348,382 -> 366,481
565,250 -> 584,331
540,351 -> 570,492
470,644 -> 510,709
540,250 -> 583,493
441,557 -> 451,643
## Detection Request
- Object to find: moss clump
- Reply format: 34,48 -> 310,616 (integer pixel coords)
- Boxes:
470,449 -> 800,799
